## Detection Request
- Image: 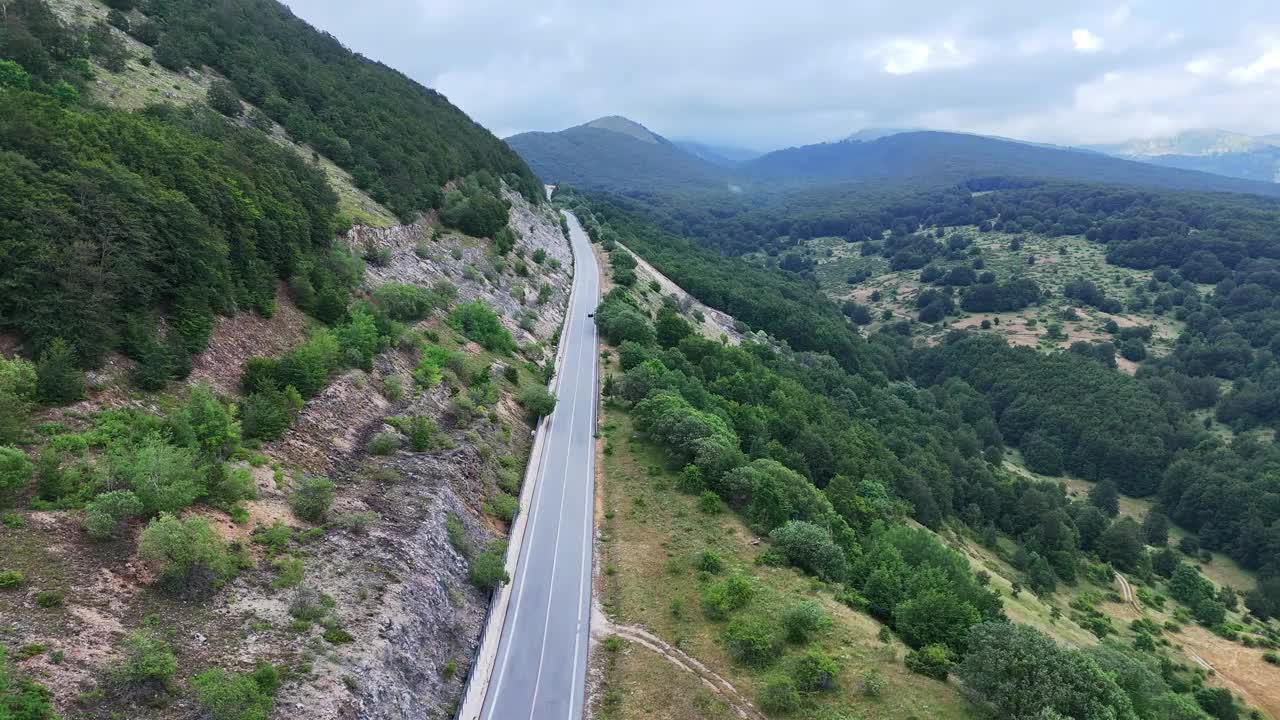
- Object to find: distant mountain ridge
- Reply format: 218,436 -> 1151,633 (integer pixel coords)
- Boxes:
672,140 -> 763,166
507,117 -> 1280,197
1086,129 -> 1280,184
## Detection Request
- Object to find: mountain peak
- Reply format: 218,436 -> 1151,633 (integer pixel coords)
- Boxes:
579,116 -> 662,144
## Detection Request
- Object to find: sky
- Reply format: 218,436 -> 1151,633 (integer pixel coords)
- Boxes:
282,0 -> 1280,150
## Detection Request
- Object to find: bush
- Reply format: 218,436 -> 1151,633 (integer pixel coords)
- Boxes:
698,490 -> 721,514
724,616 -> 780,667
905,644 -> 954,681
447,301 -> 515,353
518,385 -> 557,420
191,663 -> 280,720
113,630 -> 177,694
240,386 -> 302,441
138,514 -> 237,598
469,542 -> 509,591
83,490 -> 143,540
0,645 -> 57,719
372,283 -> 440,321
768,521 -> 847,582
677,464 -> 704,493
0,357 -> 36,444
168,385 -> 241,461
757,675 -> 800,715
0,570 -> 24,589
485,493 -> 518,523
367,432 -> 401,456
790,650 -> 839,692
35,590 -> 62,608
701,574 -> 753,619
288,476 -> 335,523
697,550 -> 724,574
861,668 -> 884,698
404,416 -> 437,452
781,600 -> 831,643
0,447 -> 34,505
108,435 -> 202,515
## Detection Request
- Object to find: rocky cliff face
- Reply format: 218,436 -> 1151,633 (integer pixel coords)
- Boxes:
0,190 -> 571,720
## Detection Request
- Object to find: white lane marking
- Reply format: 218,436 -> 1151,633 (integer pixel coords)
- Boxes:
567,262 -> 599,719
527,311 -> 589,719
483,395 -> 560,720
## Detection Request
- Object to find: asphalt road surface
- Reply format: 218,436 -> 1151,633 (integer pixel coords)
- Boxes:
480,209 -> 600,720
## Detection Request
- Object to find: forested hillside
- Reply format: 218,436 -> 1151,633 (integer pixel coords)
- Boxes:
506,118 -> 729,192
576,196 -> 1278,718
0,1 -> 568,717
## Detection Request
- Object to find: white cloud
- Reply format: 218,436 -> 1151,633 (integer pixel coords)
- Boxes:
871,37 -> 971,75
282,0 -> 1280,147
1229,49 -> 1280,83
1072,28 -> 1104,52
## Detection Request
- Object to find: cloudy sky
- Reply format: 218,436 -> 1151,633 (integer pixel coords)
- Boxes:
283,0 -> 1280,150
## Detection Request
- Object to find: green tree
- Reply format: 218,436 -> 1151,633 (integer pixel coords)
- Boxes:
35,339 -> 84,405
1089,480 -> 1120,517
893,588 -> 981,652
288,476 -> 334,523
1141,511 -> 1170,546
83,490 -> 144,540
108,435 -> 203,515
1098,518 -> 1145,572
206,80 -> 241,117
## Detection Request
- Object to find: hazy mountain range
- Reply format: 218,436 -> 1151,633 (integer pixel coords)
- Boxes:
506,118 -> 1280,196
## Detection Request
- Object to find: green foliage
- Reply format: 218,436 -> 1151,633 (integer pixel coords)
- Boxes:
756,675 -> 800,715
485,493 -> 517,523
469,541 -> 509,591
372,283 -> 449,322
138,514 -> 237,599
170,385 -> 241,461
594,294 -> 656,346
959,622 -> 1138,720
448,301 -> 515,353
696,550 -> 724,574
206,80 -> 241,117
288,476 -> 334,523
780,600 -> 830,644
788,650 -> 839,692
700,574 -> 752,620
723,615 -> 780,667
240,385 -> 303,441
0,571 -> 23,589
366,432 -> 400,456
408,416 -> 437,451
904,644 -> 953,681
107,434 -> 202,515
83,490 -> 143,540
113,630 -> 177,693
768,521 -> 848,582
0,357 -> 36,444
191,663 -> 280,720
440,179 -> 511,237
34,339 -> 83,404
414,345 -> 455,388
0,645 -> 57,720
0,448 -> 33,506
518,385 -> 557,420
0,86 -> 344,365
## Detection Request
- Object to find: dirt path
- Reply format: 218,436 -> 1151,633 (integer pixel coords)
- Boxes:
1113,571 -> 1141,614
1116,571 -> 1228,680
589,604 -> 766,720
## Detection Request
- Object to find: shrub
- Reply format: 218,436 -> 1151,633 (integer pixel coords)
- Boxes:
905,644 -> 954,681
35,590 -> 63,608
108,435 -> 202,515
0,645 -> 56,719
447,301 -> 515,353
288,476 -> 335,523
724,616 -> 780,667
697,550 -> 724,574
408,416 -> 437,451
861,668 -> 884,698
271,556 -> 304,590
469,542 -> 509,591
698,490 -> 721,514
0,570 -> 24,589
781,600 -> 831,643
372,283 -> 439,322
288,585 -> 332,622
113,630 -> 177,694
240,386 -> 302,441
485,493 -> 518,523
83,490 -> 144,540
138,514 -> 237,599
191,663 -> 280,720
701,574 -> 753,619
0,447 -> 34,505
518,385 -> 557,420
367,432 -> 401,456
757,675 -> 800,715
677,464 -> 704,493
790,650 -> 839,692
